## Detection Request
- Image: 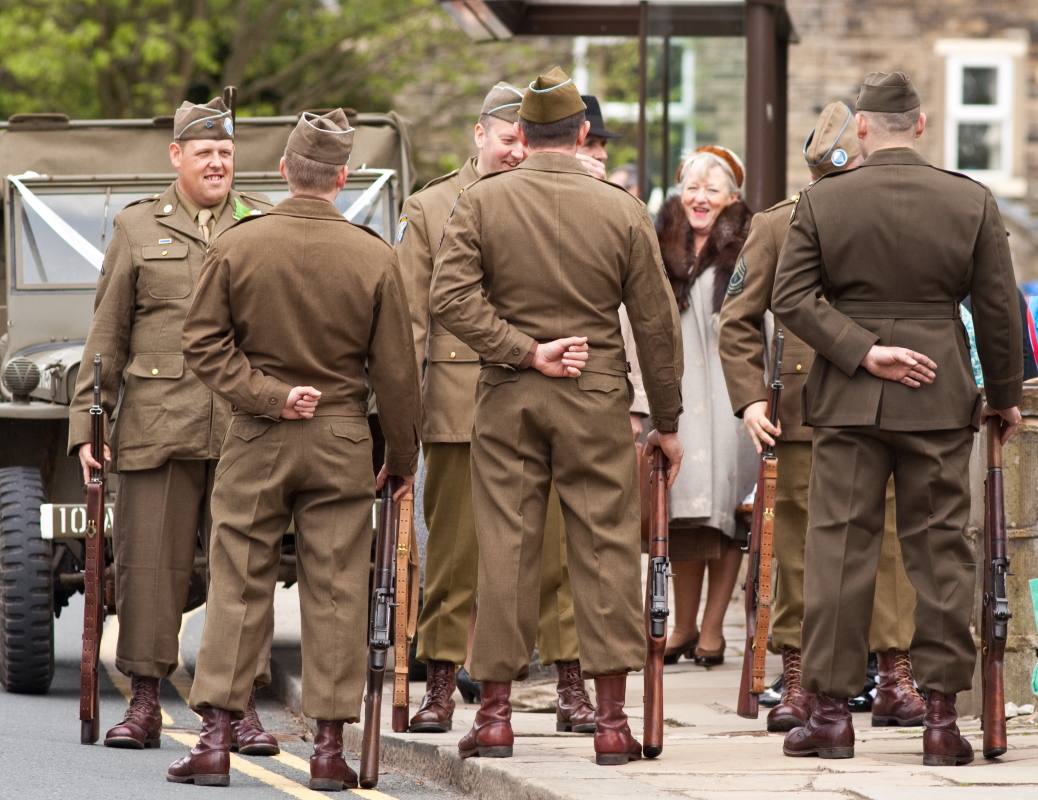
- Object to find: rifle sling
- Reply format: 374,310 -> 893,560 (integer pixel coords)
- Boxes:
393,492 -> 415,708
751,456 -> 777,693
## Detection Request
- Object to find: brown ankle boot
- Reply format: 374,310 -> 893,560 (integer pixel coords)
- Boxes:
555,660 -> 596,733
458,680 -> 513,758
408,660 -> 457,733
593,674 -> 642,766
104,675 -> 162,749
783,693 -> 854,759
309,720 -> 358,791
230,685 -> 280,755
922,691 -> 974,766
167,707 -> 231,786
767,648 -> 815,733
872,650 -> 926,727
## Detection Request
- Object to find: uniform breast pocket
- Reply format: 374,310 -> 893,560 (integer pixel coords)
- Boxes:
140,244 -> 191,299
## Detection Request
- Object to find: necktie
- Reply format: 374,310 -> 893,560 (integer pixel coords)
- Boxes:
197,208 -> 213,243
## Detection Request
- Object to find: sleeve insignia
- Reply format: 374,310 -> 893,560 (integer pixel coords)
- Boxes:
396,215 -> 409,243
727,255 -> 747,297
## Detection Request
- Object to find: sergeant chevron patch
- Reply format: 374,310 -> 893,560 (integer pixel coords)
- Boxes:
727,255 -> 747,297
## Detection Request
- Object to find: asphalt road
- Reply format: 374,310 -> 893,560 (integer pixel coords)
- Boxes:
0,593 -> 466,800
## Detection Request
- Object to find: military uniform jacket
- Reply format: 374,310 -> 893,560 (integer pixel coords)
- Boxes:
719,195 -> 813,441
772,148 -> 1022,430
67,182 -> 272,471
182,197 -> 422,476
430,152 -> 683,432
397,157 -> 481,442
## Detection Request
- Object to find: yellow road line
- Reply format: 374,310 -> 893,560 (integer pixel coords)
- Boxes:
100,615 -> 175,727
271,752 -> 399,800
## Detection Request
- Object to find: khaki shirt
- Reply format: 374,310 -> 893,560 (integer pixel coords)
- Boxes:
67,182 -> 272,471
430,152 -> 683,432
773,148 -> 1022,430
182,197 -> 422,476
719,195 -> 813,441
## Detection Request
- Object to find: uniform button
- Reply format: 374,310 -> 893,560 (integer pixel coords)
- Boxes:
653,417 -> 660,424
391,460 -> 397,466
151,368 -> 158,375
450,352 -> 456,359
796,364 -> 802,372
269,397 -> 278,405
161,250 -> 168,256
163,204 -> 173,213
512,346 -> 521,355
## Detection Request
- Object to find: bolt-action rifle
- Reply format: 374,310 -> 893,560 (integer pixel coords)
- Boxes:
392,488 -> 418,733
737,330 -> 783,720
643,448 -> 671,758
982,415 -> 1011,759
80,354 -> 106,744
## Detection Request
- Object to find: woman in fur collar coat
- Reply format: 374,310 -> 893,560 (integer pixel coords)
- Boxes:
655,147 -> 757,667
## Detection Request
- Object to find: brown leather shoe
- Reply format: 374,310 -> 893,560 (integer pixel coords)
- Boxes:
692,637 -> 725,667
167,707 -> 231,786
309,720 -> 359,791
922,691 -> 974,766
555,660 -> 596,733
872,650 -> 926,727
783,693 -> 854,759
458,680 -> 513,758
593,674 -> 642,766
768,648 -> 815,732
230,685 -> 280,755
409,660 -> 457,733
104,675 -> 162,749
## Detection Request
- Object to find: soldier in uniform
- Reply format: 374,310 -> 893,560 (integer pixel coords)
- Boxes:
399,82 -> 596,735
773,72 -> 1022,765
170,109 -> 421,789
68,98 -> 278,754
431,67 -> 684,766
719,102 -> 925,732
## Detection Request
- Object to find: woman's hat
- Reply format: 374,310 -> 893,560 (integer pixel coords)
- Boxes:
676,146 -> 745,190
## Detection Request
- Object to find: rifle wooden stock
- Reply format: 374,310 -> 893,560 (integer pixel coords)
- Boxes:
80,354 -> 105,744
643,449 -> 670,759
392,489 -> 416,733
361,479 -> 398,788
982,416 -> 1011,760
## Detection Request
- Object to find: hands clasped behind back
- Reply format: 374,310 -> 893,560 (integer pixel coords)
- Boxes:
860,345 -> 936,388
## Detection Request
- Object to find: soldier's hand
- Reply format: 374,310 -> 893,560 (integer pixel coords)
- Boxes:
981,402 -> 1022,445
77,443 -> 111,484
860,345 -> 936,387
576,153 -> 607,180
375,466 -> 415,502
743,400 -> 780,453
529,337 -> 590,378
644,429 -> 684,488
282,386 -> 321,419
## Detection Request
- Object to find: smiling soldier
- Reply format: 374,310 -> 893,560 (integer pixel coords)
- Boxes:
67,97 -> 276,754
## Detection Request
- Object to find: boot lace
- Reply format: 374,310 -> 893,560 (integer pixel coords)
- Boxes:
427,664 -> 455,707
893,651 -> 924,701
122,680 -> 155,725
558,662 -> 593,710
784,652 -> 805,700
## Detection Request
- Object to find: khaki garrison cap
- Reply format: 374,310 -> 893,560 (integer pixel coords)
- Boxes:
519,67 -> 587,124
856,71 -> 920,113
287,109 -> 355,165
174,98 -> 233,141
803,101 -> 860,178
481,82 -> 525,124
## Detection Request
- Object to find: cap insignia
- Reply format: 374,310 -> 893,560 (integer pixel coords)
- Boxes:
831,148 -> 848,168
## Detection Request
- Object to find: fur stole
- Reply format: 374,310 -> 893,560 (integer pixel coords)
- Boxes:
655,195 -> 752,313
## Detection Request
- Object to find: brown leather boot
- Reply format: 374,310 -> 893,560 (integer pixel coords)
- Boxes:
408,660 -> 457,733
922,691 -> 974,766
458,680 -> 513,758
309,720 -> 358,791
872,650 -> 926,727
767,648 -> 815,733
104,675 -> 162,749
783,693 -> 854,759
230,685 -> 280,755
167,707 -> 231,786
593,674 -> 642,766
555,660 -> 596,733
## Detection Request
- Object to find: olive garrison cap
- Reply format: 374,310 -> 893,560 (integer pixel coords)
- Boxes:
481,82 -> 525,124
856,71 -> 921,113
174,98 -> 233,141
519,67 -> 587,124
803,101 -> 861,178
286,109 -> 355,165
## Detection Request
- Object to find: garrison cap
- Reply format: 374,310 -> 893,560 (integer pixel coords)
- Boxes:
481,82 -> 525,124
803,101 -> 860,178
582,95 -> 620,139
174,98 -> 233,141
519,67 -> 587,124
856,71 -> 921,113
287,109 -> 355,165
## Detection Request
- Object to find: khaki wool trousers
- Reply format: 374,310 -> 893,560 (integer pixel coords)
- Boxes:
190,415 -> 374,721
802,425 -> 977,697
469,369 -> 645,682
113,459 -> 273,685
770,441 -> 916,653
418,442 -> 579,666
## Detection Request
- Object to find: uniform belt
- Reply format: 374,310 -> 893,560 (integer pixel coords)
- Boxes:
580,352 -> 632,377
831,301 -> 960,320
231,400 -> 367,417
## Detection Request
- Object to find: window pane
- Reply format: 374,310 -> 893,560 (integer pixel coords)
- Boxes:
962,67 -> 998,105
957,123 -> 1001,171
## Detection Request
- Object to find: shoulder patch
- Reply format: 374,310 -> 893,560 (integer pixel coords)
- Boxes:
727,255 -> 747,297
396,215 -> 409,243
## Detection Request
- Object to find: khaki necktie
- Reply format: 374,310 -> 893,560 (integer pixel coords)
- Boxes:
197,208 -> 213,243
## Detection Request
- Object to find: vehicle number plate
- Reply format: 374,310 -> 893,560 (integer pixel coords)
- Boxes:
40,503 -> 113,539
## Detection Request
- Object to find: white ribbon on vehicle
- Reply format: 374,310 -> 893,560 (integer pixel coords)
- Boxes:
342,169 -> 394,223
7,172 -> 105,272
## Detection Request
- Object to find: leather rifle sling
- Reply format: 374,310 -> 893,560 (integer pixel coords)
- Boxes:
751,455 -> 778,693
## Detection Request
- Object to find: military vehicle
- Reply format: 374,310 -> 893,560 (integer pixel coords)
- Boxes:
0,109 -> 413,694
